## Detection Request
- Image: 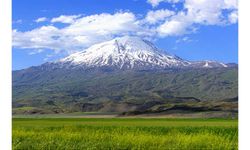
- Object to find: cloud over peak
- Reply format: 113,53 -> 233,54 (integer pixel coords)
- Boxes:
145,9 -> 175,24
13,12 -> 152,54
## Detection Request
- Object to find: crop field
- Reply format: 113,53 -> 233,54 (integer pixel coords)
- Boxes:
13,118 -> 238,150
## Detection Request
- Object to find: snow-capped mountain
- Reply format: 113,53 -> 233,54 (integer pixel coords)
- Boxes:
52,36 -> 228,69
13,36 -> 238,113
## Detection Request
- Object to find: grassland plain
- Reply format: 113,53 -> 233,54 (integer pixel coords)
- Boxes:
13,118 -> 238,150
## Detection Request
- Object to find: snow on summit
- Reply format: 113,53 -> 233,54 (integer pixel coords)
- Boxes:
59,36 -> 190,69
56,36 -> 228,69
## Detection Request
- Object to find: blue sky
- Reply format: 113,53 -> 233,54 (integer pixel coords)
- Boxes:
12,0 -> 238,70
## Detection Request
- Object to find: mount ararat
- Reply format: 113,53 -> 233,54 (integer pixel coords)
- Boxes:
13,36 -> 238,115
46,36 -> 231,70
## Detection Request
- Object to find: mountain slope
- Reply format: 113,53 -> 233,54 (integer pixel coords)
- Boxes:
57,36 -> 190,69
12,36 -> 238,114
48,36 -> 228,70
13,67 -> 238,112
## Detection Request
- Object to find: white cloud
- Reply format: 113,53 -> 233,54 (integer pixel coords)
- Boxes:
62,12 -> 152,37
157,19 -> 191,36
13,0 -> 238,55
228,10 -> 238,24
145,9 -> 175,24
157,11 -> 193,36
184,0 -> 237,25
156,0 -> 238,36
13,26 -> 61,51
224,0 -> 238,9
147,0 -> 181,7
51,15 -> 81,24
13,12 -> 153,54
35,17 -> 47,23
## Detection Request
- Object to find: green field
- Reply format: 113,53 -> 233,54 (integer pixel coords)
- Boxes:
13,118 -> 238,150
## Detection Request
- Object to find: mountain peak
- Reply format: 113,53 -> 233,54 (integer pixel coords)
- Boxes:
54,36 -> 229,70
112,36 -> 156,50
58,36 -> 189,69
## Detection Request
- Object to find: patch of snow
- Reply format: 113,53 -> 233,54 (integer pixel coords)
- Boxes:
56,36 -> 227,69
58,36 -> 190,69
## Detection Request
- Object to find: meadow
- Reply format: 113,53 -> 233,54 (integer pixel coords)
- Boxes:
13,118 -> 238,150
